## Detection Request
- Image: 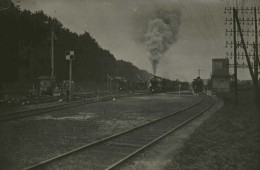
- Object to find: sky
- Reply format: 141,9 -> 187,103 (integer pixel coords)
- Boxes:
18,0 -> 259,81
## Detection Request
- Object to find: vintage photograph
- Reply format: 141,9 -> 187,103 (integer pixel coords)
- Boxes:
0,0 -> 259,169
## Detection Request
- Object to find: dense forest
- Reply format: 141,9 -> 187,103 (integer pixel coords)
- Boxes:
0,3 -> 152,89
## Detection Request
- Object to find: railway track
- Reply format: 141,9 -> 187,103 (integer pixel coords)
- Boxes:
0,93 -> 144,122
24,95 -> 214,170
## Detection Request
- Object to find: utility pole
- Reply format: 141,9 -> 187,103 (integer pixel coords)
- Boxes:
51,25 -> 54,91
225,6 -> 260,102
233,7 -> 238,104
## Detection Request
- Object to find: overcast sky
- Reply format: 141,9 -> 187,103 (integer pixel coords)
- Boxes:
18,0 -> 259,81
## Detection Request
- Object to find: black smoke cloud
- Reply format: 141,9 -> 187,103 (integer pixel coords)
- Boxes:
133,6 -> 181,75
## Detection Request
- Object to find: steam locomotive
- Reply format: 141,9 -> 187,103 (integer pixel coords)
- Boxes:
110,75 -> 190,93
148,76 -> 189,93
192,77 -> 204,94
148,76 -> 161,92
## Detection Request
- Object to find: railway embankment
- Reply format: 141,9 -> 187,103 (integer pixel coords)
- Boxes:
167,90 -> 259,170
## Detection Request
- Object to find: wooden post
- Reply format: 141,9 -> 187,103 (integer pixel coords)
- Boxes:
234,8 -> 256,89
69,59 -> 72,102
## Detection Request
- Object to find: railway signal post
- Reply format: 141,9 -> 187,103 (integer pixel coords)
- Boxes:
66,51 -> 75,102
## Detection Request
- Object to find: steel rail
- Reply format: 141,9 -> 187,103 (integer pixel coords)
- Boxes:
0,101 -> 81,122
23,96 -> 204,170
106,96 -> 214,170
0,93 -> 146,123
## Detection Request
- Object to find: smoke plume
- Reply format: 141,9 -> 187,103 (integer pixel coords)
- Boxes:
144,9 -> 181,75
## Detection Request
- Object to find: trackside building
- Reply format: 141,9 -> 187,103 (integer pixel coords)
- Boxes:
211,58 -> 230,92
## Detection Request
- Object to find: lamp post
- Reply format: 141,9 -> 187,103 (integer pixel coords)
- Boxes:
65,51 -> 75,102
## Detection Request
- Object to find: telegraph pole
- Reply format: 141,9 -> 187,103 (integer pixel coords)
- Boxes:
225,6 -> 260,102
234,9 -> 256,86
51,25 -> 54,89
233,7 -> 238,104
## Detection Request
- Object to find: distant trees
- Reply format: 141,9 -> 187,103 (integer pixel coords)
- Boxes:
0,3 -> 152,88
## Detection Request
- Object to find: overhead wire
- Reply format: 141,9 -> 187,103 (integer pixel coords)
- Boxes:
175,0 -> 212,77
187,0 -> 222,76
174,0 -> 258,78
194,0 -> 222,55
202,0 -> 224,54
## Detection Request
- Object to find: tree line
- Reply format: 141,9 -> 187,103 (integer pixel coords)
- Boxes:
0,3 -> 152,89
